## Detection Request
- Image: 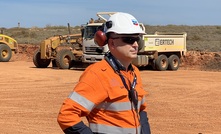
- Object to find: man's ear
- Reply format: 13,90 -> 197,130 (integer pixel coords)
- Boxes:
108,38 -> 115,48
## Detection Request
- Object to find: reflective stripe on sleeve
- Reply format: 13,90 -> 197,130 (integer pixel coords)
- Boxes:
68,91 -> 95,111
138,96 -> 145,109
141,96 -> 145,104
96,99 -> 144,111
90,123 -> 141,134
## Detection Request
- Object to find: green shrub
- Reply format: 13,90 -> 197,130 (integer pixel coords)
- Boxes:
1,25 -> 221,52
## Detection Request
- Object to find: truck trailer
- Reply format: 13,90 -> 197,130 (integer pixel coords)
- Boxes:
132,32 -> 187,71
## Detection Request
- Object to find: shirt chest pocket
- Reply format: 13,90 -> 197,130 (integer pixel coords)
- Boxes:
107,85 -> 146,101
107,86 -> 129,100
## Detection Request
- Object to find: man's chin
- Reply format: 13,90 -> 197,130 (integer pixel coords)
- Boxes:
130,54 -> 138,59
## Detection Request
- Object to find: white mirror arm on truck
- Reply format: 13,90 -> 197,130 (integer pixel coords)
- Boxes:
96,12 -> 118,22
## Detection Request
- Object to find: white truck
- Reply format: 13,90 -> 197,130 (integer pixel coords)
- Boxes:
81,12 -> 187,71
132,32 -> 187,71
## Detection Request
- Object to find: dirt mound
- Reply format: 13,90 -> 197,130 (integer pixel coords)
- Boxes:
11,44 -> 39,62
12,44 -> 221,71
181,51 -> 221,71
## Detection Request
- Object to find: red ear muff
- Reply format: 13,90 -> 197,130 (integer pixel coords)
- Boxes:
94,30 -> 107,47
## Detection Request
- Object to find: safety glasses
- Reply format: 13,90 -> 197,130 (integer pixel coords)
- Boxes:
112,36 -> 140,44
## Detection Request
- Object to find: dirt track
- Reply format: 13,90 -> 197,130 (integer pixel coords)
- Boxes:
0,59 -> 221,134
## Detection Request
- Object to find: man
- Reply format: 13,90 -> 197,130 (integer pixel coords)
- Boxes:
57,12 -> 151,134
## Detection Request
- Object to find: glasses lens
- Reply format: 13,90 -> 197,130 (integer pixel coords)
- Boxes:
121,37 -> 140,44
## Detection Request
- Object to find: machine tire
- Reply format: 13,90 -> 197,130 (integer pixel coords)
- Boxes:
52,59 -> 58,68
0,44 -> 12,62
33,49 -> 51,68
155,54 -> 168,71
168,54 -> 180,71
55,49 -> 74,69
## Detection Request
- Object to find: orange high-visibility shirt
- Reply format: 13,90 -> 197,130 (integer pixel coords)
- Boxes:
57,59 -> 147,134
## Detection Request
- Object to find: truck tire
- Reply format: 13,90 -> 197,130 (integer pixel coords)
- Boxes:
0,44 -> 12,62
55,49 -> 74,69
168,54 -> 180,71
33,49 -> 51,68
149,60 -> 157,70
155,54 -> 168,71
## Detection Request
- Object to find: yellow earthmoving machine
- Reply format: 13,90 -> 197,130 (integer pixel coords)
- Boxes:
33,33 -> 83,69
0,34 -> 18,62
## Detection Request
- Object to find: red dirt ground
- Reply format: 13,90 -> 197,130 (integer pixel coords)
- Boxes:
0,44 -> 221,134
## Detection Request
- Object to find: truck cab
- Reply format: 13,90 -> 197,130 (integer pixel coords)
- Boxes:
81,22 -> 108,63
81,12 -> 117,63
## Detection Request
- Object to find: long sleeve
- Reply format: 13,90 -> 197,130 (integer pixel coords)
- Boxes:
57,64 -> 108,132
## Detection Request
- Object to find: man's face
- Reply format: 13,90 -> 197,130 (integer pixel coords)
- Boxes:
108,33 -> 140,61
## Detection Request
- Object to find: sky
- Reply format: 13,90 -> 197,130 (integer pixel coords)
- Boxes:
1,0 -> 221,28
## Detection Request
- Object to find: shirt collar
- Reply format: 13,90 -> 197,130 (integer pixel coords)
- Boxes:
105,52 -> 134,72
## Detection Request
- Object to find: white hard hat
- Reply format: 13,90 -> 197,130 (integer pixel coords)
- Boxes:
105,12 -> 145,34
